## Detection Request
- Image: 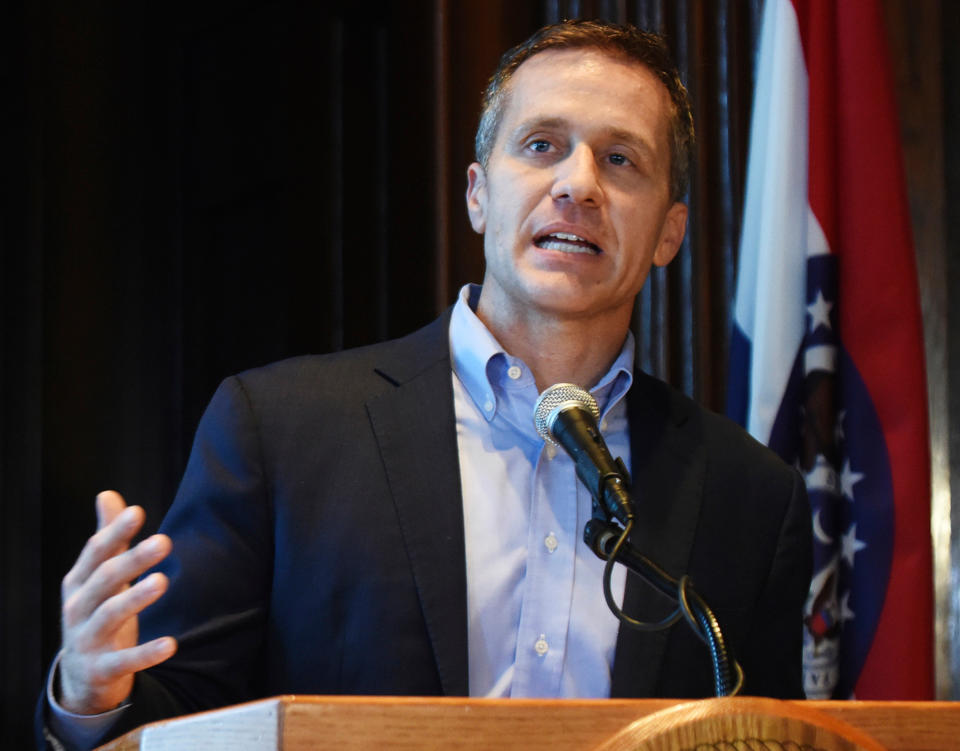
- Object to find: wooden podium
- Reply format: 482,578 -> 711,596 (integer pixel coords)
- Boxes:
96,695 -> 960,750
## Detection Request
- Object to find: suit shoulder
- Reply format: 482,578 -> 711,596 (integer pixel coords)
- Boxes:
225,312 -> 451,402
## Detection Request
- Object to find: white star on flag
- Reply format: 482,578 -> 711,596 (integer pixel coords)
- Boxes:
841,524 -> 867,567
807,290 -> 834,332
841,460 -> 864,501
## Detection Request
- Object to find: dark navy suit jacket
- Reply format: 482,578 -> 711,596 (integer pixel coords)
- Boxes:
41,311 -> 812,747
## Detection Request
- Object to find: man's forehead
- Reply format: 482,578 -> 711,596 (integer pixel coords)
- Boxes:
502,47 -> 671,116
499,48 -> 673,142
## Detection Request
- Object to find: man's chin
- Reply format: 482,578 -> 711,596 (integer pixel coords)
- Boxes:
479,270 -> 633,322
516,285 -> 628,322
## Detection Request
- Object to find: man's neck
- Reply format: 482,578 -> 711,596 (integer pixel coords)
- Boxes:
474,291 -> 632,393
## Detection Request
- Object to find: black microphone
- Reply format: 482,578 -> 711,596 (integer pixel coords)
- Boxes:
533,383 -> 634,525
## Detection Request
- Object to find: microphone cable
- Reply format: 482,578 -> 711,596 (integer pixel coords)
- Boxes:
590,517 -> 744,697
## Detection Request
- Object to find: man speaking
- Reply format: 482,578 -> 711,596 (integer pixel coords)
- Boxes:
40,19 -> 812,750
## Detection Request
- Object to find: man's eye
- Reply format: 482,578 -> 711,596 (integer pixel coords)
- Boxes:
529,140 -> 552,153
608,153 -> 630,166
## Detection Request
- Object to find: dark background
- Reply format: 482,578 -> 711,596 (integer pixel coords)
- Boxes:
2,0 -> 957,746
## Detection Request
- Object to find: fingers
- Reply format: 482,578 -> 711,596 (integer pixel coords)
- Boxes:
57,493 -> 179,714
57,492 -> 180,715
90,636 -> 179,679
81,572 -> 168,640
64,501 -> 145,599
62,533 -> 172,629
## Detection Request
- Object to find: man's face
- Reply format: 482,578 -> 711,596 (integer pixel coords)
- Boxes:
466,48 -> 687,325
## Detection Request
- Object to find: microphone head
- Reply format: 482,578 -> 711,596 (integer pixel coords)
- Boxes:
533,383 -> 599,445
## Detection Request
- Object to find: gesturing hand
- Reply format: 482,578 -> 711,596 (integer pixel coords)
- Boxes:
58,491 -> 177,715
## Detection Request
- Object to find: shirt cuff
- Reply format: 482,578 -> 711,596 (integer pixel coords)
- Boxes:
46,651 -> 130,749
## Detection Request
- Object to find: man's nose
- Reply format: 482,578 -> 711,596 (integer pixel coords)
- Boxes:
550,145 -> 604,206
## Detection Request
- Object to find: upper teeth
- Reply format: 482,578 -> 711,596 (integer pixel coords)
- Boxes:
550,232 -> 586,242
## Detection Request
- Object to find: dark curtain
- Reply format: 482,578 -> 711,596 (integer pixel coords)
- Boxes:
2,0 -> 950,745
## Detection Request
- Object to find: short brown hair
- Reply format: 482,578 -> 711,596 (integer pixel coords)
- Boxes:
475,19 -> 694,203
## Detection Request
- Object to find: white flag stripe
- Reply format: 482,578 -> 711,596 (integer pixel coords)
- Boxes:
734,0 -> 811,443
805,344 -> 838,375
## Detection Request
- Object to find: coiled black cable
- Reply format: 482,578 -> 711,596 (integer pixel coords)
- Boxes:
591,519 -> 743,697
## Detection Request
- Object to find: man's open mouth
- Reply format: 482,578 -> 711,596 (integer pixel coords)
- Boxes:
534,232 -> 601,255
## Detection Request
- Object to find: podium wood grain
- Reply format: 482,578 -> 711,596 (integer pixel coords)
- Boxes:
95,695 -> 960,750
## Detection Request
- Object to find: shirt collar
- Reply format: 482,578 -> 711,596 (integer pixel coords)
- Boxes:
450,285 -> 506,419
449,283 -> 635,420
592,334 -> 635,418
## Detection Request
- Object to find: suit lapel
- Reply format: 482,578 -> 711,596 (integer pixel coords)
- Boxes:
611,371 -> 706,697
364,313 -> 469,696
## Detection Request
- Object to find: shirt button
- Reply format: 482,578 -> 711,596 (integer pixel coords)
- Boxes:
534,635 -> 549,657
483,399 -> 494,413
544,533 -> 558,553
507,365 -> 522,380
545,444 -> 557,460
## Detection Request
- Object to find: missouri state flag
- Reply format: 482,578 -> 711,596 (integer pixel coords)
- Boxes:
727,0 -> 933,699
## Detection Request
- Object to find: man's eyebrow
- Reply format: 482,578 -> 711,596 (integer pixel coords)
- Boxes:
507,116 -> 569,138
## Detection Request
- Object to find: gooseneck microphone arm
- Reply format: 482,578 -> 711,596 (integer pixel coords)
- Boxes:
583,518 -> 742,697
533,383 -> 743,698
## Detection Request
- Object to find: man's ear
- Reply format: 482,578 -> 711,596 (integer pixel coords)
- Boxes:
465,162 -> 487,234
652,202 -> 688,267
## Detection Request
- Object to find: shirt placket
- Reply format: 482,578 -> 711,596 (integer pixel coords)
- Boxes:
510,443 -> 578,696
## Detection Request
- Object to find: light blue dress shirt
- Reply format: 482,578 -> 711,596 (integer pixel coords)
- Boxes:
451,284 -> 631,698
